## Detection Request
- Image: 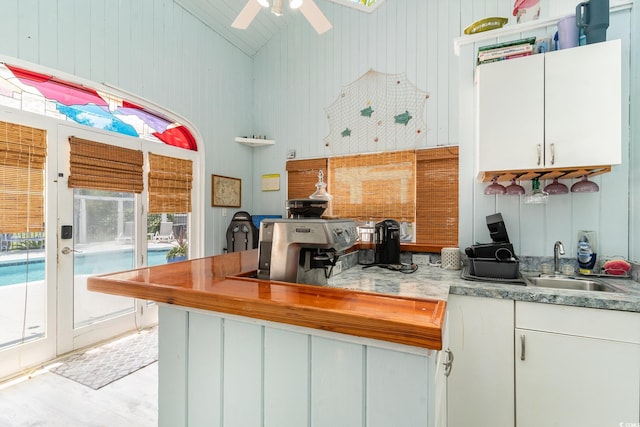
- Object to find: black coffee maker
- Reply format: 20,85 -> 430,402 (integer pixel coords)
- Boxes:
374,219 -> 401,265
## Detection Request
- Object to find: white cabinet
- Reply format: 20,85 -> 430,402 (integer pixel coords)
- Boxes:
515,301 -> 640,427
478,40 -> 621,173
447,295 -> 515,427
447,295 -> 640,427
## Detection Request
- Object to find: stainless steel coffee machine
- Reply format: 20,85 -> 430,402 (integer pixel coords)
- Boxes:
257,218 -> 358,285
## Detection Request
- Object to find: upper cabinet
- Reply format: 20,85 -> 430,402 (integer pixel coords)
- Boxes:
477,40 -> 621,173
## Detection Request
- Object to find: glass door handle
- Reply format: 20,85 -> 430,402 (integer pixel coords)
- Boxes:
61,246 -> 82,254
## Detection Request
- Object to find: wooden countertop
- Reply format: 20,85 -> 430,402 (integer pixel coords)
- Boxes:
87,250 -> 445,350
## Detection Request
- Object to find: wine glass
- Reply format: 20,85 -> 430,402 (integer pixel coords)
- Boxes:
544,178 -> 569,195
524,177 -> 549,204
484,177 -> 506,195
505,178 -> 525,195
571,175 -> 599,193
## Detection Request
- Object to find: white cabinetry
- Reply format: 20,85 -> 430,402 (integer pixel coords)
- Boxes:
478,40 -> 621,173
447,295 -> 640,427
447,295 -> 514,427
515,301 -> 640,427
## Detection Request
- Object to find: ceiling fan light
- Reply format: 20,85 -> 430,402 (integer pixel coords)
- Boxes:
271,0 -> 284,15
289,0 -> 303,9
257,0 -> 270,7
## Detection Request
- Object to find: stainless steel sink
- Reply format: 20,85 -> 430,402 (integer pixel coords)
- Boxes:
526,275 -> 620,293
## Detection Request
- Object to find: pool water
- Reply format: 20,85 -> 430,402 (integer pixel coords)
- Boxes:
0,249 -> 170,286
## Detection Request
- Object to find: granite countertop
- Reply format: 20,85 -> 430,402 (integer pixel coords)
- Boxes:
328,264 -> 640,313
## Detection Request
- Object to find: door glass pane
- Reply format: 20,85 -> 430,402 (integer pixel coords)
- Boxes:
147,213 -> 188,267
73,189 -> 135,329
0,233 -> 46,349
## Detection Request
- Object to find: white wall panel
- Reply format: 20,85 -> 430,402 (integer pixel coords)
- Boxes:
158,306 -> 188,427
223,319 -> 263,426
251,0 -> 637,262
631,1 -> 640,262
38,1 -> 58,67
264,328 -> 309,427
0,0 -> 255,256
0,0 -> 636,258
188,313 -> 223,427
311,336 -> 364,426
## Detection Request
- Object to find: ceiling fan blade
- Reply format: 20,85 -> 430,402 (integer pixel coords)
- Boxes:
231,0 -> 263,30
299,0 -> 333,34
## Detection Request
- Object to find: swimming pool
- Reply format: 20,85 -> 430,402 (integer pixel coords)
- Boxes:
0,249 -> 170,286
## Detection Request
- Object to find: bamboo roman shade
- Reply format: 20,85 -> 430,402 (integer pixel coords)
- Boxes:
416,146 -> 458,246
329,150 -> 416,222
0,121 -> 47,233
68,136 -> 143,193
148,153 -> 192,214
286,158 -> 328,200
286,147 -> 459,245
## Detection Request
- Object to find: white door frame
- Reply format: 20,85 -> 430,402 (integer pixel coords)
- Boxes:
56,123 -> 158,354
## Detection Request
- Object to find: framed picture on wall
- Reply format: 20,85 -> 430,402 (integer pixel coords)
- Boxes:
212,174 -> 241,207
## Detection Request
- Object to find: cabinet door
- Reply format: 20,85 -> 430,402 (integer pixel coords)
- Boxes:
478,54 -> 545,171
544,39 -> 621,168
515,328 -> 640,427
447,295 -> 514,427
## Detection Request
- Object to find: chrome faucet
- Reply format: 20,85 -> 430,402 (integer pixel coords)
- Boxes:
553,241 -> 565,274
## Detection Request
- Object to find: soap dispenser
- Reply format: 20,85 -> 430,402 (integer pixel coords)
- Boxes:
577,230 -> 597,274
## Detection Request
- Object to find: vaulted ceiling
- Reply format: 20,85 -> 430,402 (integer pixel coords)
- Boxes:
175,0 -> 382,57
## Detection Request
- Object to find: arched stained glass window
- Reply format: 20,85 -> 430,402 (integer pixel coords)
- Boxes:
0,63 -> 197,151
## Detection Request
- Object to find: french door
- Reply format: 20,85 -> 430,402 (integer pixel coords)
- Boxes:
0,110 -> 199,379
56,125 -> 157,353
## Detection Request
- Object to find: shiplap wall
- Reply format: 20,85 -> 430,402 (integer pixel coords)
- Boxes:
252,0 -> 639,262
0,0 -> 636,260
0,0 -> 254,256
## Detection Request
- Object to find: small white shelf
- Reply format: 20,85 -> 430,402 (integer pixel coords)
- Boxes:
235,137 -> 275,147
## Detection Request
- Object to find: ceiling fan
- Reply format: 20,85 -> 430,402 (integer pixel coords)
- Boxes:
232,0 -> 333,34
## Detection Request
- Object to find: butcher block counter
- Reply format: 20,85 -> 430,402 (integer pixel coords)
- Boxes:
87,250 -> 449,427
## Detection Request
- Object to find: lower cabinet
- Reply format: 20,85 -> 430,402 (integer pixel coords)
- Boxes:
157,304 -> 446,427
447,295 -> 515,427
447,295 -> 640,427
515,301 -> 640,427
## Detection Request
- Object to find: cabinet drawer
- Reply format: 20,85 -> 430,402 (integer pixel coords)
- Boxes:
516,301 -> 640,344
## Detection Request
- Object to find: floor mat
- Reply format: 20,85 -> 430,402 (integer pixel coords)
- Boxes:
50,327 -> 158,390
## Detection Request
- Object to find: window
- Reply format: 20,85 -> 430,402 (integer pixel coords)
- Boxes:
0,63 -> 197,151
286,147 -> 459,247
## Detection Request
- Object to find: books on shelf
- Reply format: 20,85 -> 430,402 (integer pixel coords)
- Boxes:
477,36 -> 536,65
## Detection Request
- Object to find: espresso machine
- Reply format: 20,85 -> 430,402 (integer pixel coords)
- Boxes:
257,218 -> 358,285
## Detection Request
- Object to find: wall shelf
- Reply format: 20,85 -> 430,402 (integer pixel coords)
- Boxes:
235,137 -> 275,147
452,0 -> 632,56
478,165 -> 612,183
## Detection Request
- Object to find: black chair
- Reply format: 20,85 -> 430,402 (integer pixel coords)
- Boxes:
226,211 -> 259,252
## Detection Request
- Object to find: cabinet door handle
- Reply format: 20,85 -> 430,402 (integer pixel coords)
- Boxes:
536,144 -> 542,166
550,143 -> 555,165
520,334 -> 526,361
443,348 -> 454,377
